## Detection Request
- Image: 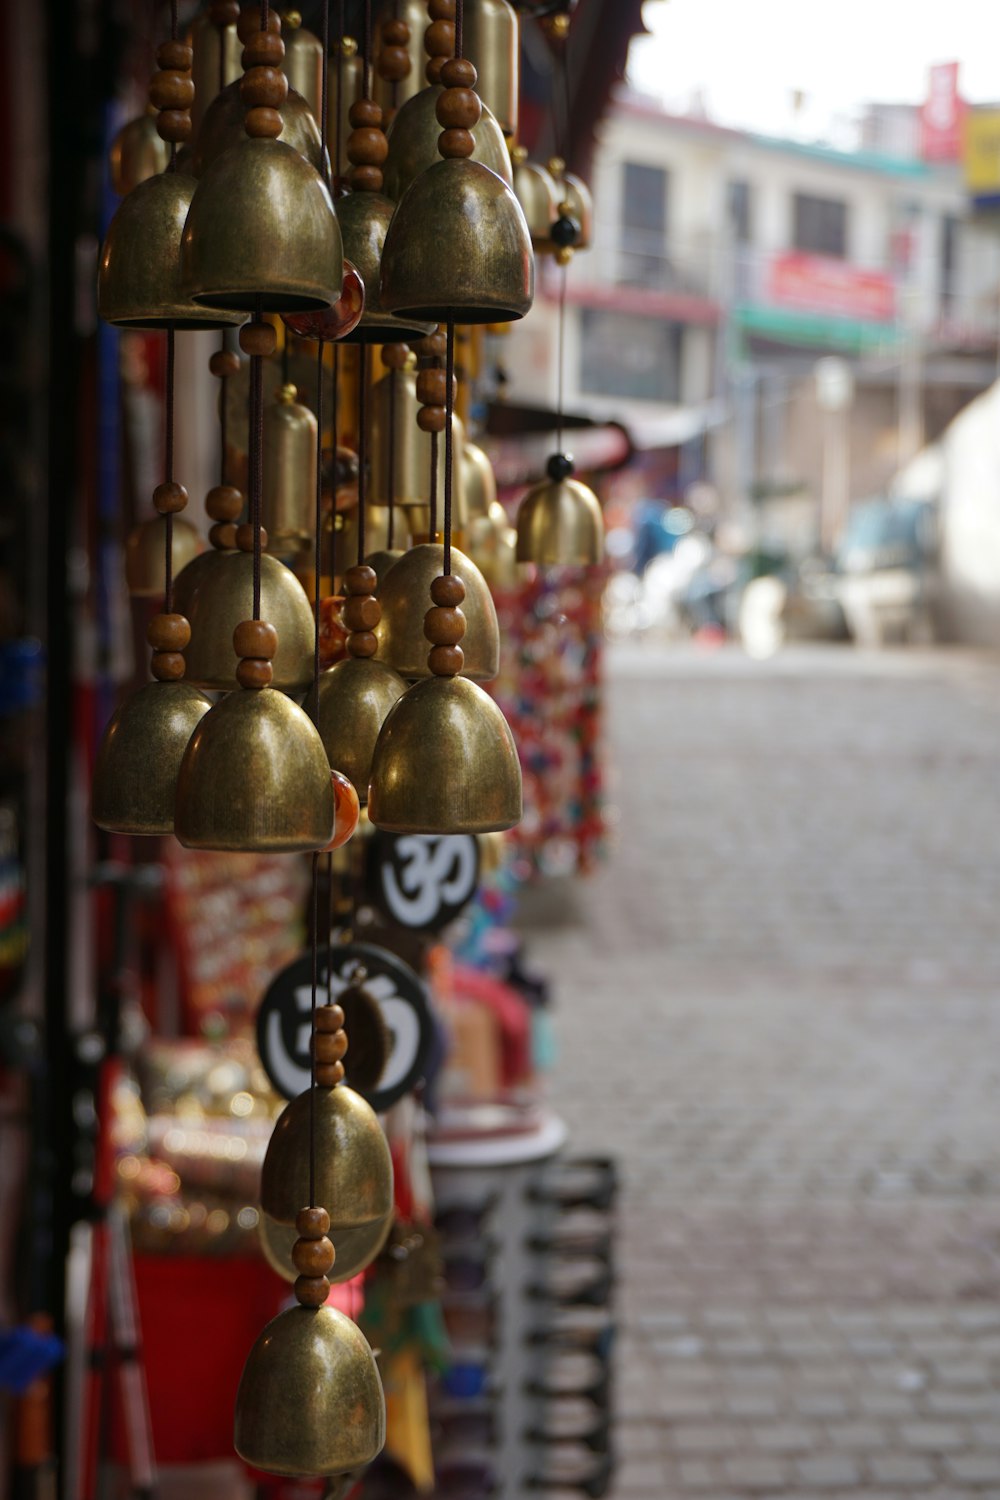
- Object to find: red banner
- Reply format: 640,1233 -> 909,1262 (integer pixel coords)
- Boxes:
920,62 -> 966,162
767,252 -> 896,323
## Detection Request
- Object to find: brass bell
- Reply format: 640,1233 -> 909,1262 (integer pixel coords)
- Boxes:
510,146 -> 559,249
188,11 -> 241,132
261,1085 -> 394,1232
369,365 -> 444,509
545,158 -> 593,253
461,441 -> 497,520
462,0 -> 519,137
308,657 -> 408,803
374,544 -> 499,681
368,675 -> 522,834
92,681 -> 211,835
327,39 -> 365,181
258,1208 -> 393,1285
334,505 -> 406,582
264,384 -> 317,553
382,85 -> 512,202
334,191 -> 434,344
280,19 -> 324,120
234,1303 -> 385,1477
365,548 -> 408,588
467,501 -> 518,590
125,517 -> 205,598
380,158 -> 533,323
179,550 -> 316,691
174,687 -> 335,851
98,172 -> 245,329
182,137 -> 342,312
191,79 -> 324,177
109,113 -> 170,198
515,455 -> 604,566
372,0 -> 426,117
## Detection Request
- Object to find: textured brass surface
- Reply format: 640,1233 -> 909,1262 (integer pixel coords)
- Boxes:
224,352 -> 336,458
466,501 -> 518,589
374,543 -> 499,682
175,688 -> 335,851
260,1085 -> 395,1227
234,1303 -> 386,1477
368,674 -> 522,834
182,137 -> 342,312
125,516 -> 205,598
92,681 -> 211,835
463,0 -> 519,137
309,656 -> 408,803
461,442 -> 497,520
192,80 -> 324,177
109,114 -> 170,198
188,13 -> 241,132
264,385 -> 317,550
515,476 -> 604,566
365,548 -> 407,588
382,86 -> 512,202
327,51 -> 365,181
98,173 -> 245,329
369,370 -> 466,512
380,158 -> 533,323
512,154 -> 559,246
372,0 -> 427,117
561,171 -> 593,251
335,505 -> 408,578
281,25 -> 324,120
335,192 -> 434,344
259,1208 -> 393,1285
179,551 -> 316,690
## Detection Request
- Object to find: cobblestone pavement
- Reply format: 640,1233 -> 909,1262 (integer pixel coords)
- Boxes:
529,643 -> 1000,1500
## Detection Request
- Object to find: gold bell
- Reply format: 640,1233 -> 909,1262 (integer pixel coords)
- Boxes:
380,158 -> 533,323
462,0 -> 519,137
188,12 -> 241,132
182,137 -> 342,312
174,688 -> 335,851
545,158 -> 593,253
191,80 -> 324,177
179,550 -> 316,691
372,0 -> 426,117
234,1303 -> 386,1477
264,384 -> 317,553
308,657 -> 408,803
510,146 -> 559,248
369,365 -> 445,509
365,548 -> 408,588
382,86 -> 512,202
261,1086 -> 395,1232
92,681 -> 211,835
368,675 -> 522,834
258,1208 -> 393,1285
280,19 -> 324,120
109,113 -> 170,198
98,172 -> 245,329
125,517 -> 205,598
334,506 -> 405,582
467,502 -> 518,590
335,192 -> 435,344
461,441 -> 497,520
327,38 -> 365,179
515,455 -> 605,566
374,544 -> 499,681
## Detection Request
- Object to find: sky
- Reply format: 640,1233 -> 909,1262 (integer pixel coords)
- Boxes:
626,0 -> 996,144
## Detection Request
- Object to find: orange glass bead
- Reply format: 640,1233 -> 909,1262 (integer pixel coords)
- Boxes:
324,769 -> 360,850
282,261 -> 365,342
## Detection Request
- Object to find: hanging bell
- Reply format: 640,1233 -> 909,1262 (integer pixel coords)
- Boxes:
368,675 -> 521,833
175,686 -> 335,851
382,86 -> 512,202
92,681 -> 212,835
188,11 -> 242,132
258,1209 -> 393,1286
261,1085 -> 394,1235
280,18 -> 324,120
109,113 -> 170,197
372,0 -> 426,118
515,454 -> 604,567
327,38 -> 365,182
365,547 -> 408,588
368,364 -> 445,510
125,517 -> 205,598
544,158 -> 593,255
461,441 -> 496,521
467,501 -> 518,590
234,1302 -> 385,1477
191,79 -> 325,177
335,192 -> 434,344
308,657 -> 408,803
98,172 -> 245,329
374,544 -> 499,681
462,0 -> 519,137
510,146 -> 559,249
263,384 -> 317,553
179,550 -> 316,691
334,505 -> 406,582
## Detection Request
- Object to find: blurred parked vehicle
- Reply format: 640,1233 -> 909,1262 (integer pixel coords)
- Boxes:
833,497 -> 938,647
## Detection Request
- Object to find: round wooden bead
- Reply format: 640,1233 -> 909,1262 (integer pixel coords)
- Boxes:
240,65 -> 288,109
430,573 -> 465,606
436,87 -> 481,129
440,57 -> 477,89
346,631 -> 378,659
239,319 -> 277,357
415,368 -> 447,406
292,1235 -> 335,1276
348,98 -> 382,128
205,484 -> 243,521
438,127 -> 475,159
425,57 -> 445,84
415,330 -> 446,360
242,29 -> 285,67
236,657 -> 273,689
315,1061 -> 346,1087
153,480 -> 189,515
147,613 -> 191,652
382,343 -> 410,370
294,1274 -> 330,1307
209,0 -> 241,24
296,1205 -> 331,1236
350,164 -> 383,193
416,405 -> 446,434
343,595 -> 381,633
378,44 -> 410,80
382,19 -> 410,44
424,20 -> 455,56
427,0 -> 456,18
424,605 -> 466,646
245,106 -> 283,138
315,1004 -> 346,1033
237,7 -> 282,42
347,128 -> 388,166
429,643 -> 464,676
156,40 -> 193,70
209,522 -> 238,550
156,111 -> 193,143
313,1029 -> 349,1064
150,71 -> 196,111
209,349 -> 241,378
344,564 -> 377,595
151,651 -> 186,681
233,618 -> 278,660
236,522 -> 268,551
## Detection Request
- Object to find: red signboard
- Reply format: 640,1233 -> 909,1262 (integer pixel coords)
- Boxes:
767,252 -> 896,323
920,61 -> 966,162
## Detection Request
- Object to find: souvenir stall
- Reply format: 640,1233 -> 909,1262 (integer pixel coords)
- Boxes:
0,2 -> 647,1498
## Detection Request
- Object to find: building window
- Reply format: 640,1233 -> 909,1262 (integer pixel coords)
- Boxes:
792,192 -> 848,258
620,161 -> 667,287
579,308 -> 682,404
727,179 -> 752,244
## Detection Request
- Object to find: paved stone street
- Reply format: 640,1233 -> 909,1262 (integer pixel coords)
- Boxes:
530,643 -> 1000,1499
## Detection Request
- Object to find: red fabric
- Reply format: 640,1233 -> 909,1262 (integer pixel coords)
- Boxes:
450,963 -> 532,1089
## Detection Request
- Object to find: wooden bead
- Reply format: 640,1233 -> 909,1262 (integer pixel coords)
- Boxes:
156,40 -> 193,70
346,631 -> 378,659
348,98 -> 382,128
313,1029 -> 349,1064
425,20 -> 455,57
236,657 -> 273,689
147,613 -> 191,652
209,522 -> 238,550
427,0 -> 456,18
237,6 -> 282,42
205,484 -> 243,521
416,368 -> 450,406
414,330 -> 446,360
429,643 -> 463,676
236,522 -> 268,550
294,1274 -> 330,1307
416,405 -> 446,434
382,343 -> 410,370
436,87 -> 480,130
349,164 -> 383,193
440,57 -> 476,89
239,319 -> 277,357
378,44 -> 410,81
343,595 -> 381,632
425,57 -> 444,85
292,1235 -> 335,1276
316,1060 -> 345,1087
345,564 -> 377,595
296,1206 -> 331,1236
150,71 -> 196,111
209,0 -> 241,24
315,1004 -> 346,1032
430,573 -> 465,606
242,29 -> 285,67
209,349 -> 241,378
347,128 -> 389,166
382,19 -> 410,44
233,618 -> 278,660
245,106 -> 284,138
424,604 -> 466,646
151,651 -> 186,681
153,480 -> 188,514
438,127 -> 475,159
156,111 -> 193,143
240,65 -> 288,109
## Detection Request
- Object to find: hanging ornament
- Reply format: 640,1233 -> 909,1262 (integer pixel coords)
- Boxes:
279,10 -> 324,118
109,111 -> 170,197
191,77 -> 325,177
263,383 -> 317,553
372,0 -> 423,119
189,2 -> 242,133
515,451 -> 603,566
545,154 -> 593,256
510,144 -> 560,248
461,0 -> 519,137
400,328 -> 469,541
125,514 -> 204,599
374,543 -> 498,680
368,345 -> 447,512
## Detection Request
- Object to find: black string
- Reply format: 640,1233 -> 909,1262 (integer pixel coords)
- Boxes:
363,0 -> 372,100
444,321 -> 455,574
218,338 -> 228,485
251,298 -> 264,620
261,0 -> 269,30
455,0 -> 462,60
334,0 -> 345,178
313,340 -> 325,709
329,345 -> 340,584
320,1 -> 331,185
309,850 -> 318,1207
357,346 -> 368,565
326,852 -> 335,1007
386,369 -> 397,549
167,0 -> 179,171
164,324 -> 176,613
556,265 -> 567,455
429,428 -> 439,541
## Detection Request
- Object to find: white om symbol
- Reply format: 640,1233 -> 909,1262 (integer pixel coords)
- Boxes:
382,835 -> 478,928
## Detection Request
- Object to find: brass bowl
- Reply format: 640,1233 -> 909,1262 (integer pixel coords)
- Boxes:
260,1085 -> 394,1228
109,114 -> 170,198
308,656 -> 408,803
92,681 -> 211,835
125,516 -> 205,597
335,191 -> 434,344
258,1208 -> 393,1285
463,0 -> 519,137
515,474 -> 604,566
382,85 -> 512,202
374,543 -> 499,682
179,550 -> 316,691
191,79 -> 324,178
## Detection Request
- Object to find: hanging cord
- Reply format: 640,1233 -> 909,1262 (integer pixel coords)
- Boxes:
218,337 -> 228,485
167,0 -> 179,171
363,0 -> 373,100
386,373 -> 397,548
455,0 -> 463,63
443,321 -> 455,574
329,345 -> 340,582
357,347 -> 368,565
163,326 -> 176,611
260,0 -> 269,29
429,429 -> 439,541
320,0 -> 331,185
250,297 -> 264,620
334,0 -> 345,178
309,848 -> 319,1206
556,264 -> 567,454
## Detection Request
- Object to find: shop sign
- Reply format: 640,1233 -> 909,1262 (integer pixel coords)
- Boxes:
920,61 -> 966,163
766,252 -> 896,324
964,109 -> 1000,208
